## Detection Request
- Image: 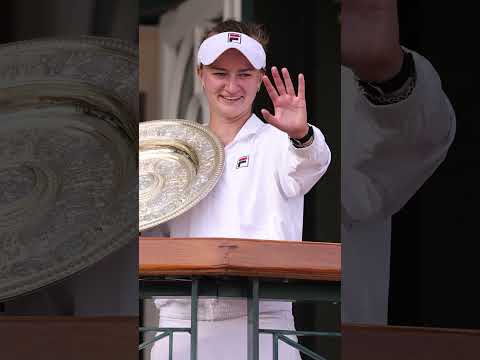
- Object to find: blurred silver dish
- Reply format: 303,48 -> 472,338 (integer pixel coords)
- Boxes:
0,36 -> 138,301
139,119 -> 224,232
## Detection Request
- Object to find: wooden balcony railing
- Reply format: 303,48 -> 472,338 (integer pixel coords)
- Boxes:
139,237 -> 341,281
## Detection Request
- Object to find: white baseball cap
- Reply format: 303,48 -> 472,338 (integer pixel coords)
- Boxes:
197,31 -> 266,70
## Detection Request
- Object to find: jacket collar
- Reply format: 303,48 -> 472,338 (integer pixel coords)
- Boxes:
229,114 -> 264,145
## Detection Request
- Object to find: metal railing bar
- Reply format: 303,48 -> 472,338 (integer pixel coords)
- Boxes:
260,329 -> 341,337
139,330 -> 171,351
278,334 -> 328,360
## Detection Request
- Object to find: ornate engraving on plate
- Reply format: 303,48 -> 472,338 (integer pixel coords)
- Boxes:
139,120 -> 224,231
0,37 -> 138,302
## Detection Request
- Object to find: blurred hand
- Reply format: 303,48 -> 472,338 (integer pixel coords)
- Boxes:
340,0 -> 404,81
261,67 -> 309,139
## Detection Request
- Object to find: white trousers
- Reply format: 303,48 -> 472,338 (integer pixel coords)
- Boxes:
150,311 -> 302,360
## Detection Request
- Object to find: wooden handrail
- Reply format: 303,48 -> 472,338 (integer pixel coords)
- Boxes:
0,316 -> 138,360
139,237 -> 341,281
342,323 -> 480,360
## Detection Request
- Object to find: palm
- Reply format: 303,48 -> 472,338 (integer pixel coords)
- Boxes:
261,67 -> 309,139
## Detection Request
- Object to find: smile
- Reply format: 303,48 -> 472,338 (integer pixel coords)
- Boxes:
219,95 -> 243,103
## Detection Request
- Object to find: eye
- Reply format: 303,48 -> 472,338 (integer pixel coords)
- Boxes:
239,73 -> 251,78
213,72 -> 226,77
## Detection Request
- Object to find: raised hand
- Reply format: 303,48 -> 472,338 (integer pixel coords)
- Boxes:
340,0 -> 404,81
261,67 -> 309,139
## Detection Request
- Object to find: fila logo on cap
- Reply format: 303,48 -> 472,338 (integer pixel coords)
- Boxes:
236,155 -> 249,168
227,32 -> 241,44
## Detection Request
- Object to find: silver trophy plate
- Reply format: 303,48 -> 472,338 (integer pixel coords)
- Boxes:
139,120 -> 224,232
0,36 -> 138,301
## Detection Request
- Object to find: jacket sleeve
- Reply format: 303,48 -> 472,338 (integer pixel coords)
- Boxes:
276,125 -> 331,198
342,49 -> 456,223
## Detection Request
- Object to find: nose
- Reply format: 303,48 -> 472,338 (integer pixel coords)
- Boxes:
225,75 -> 240,93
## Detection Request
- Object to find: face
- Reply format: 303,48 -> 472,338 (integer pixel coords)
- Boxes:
198,48 -> 263,121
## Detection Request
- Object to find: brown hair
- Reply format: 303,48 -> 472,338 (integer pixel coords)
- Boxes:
202,19 -> 270,52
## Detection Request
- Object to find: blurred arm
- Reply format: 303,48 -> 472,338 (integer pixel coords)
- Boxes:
342,50 -> 456,223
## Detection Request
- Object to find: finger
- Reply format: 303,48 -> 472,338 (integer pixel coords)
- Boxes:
262,75 -> 279,102
298,73 -> 305,100
282,68 -> 295,96
261,108 -> 281,128
271,66 -> 287,95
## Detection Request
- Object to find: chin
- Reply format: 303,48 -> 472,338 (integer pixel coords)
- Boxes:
220,110 -> 244,119
217,104 -> 247,118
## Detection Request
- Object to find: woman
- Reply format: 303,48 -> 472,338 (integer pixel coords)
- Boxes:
148,19 -> 331,360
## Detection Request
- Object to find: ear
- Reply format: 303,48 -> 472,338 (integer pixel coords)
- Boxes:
197,65 -> 205,89
257,69 -> 265,92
